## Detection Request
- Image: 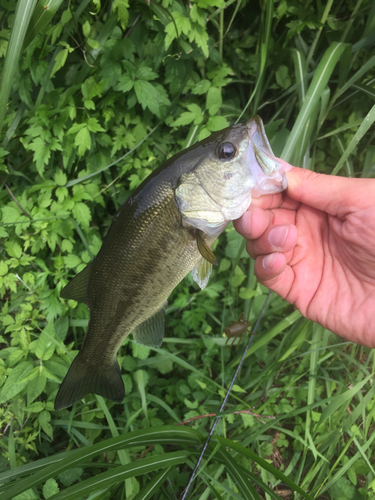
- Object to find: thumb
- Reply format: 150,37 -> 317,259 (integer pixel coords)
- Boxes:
282,161 -> 375,216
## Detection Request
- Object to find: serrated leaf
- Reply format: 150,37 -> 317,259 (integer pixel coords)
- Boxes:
27,374 -> 47,405
131,342 -> 150,360
54,169 -> 67,186
74,127 -> 91,156
39,410 -> 53,440
13,489 -> 38,500
207,115 -> 228,131
5,240 -> 22,259
0,260 -> 9,275
51,45 -> 73,78
134,80 -> 170,117
25,401 -> 45,413
116,74 -> 134,93
192,79 -> 211,95
136,66 -> 158,81
72,202 -> 91,228
113,0 -> 129,30
206,87 -> 222,116
35,323 -> 55,361
86,117 -> 105,133
0,361 -> 33,404
189,23 -> 209,57
63,254 -> 82,269
43,478 -> 59,499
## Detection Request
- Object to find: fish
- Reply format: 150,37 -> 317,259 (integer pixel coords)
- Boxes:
54,115 -> 287,410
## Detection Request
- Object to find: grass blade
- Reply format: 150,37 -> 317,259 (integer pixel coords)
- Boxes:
332,104 -> 375,175
50,451 -> 189,500
0,0 -> 38,136
282,42 -> 348,162
133,467 -> 172,500
23,0 -> 64,49
0,426 -> 202,500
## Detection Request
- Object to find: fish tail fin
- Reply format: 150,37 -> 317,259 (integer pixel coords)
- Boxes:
54,351 -> 124,410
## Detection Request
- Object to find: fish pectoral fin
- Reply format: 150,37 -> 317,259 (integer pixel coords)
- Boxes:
60,262 -> 92,304
191,258 -> 212,290
54,350 -> 124,410
195,230 -> 218,265
133,301 -> 167,347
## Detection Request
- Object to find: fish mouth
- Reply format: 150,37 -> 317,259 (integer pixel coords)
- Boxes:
245,116 -> 287,195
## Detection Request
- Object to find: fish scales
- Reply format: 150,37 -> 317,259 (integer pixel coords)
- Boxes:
55,116 -> 287,410
86,191 -> 209,356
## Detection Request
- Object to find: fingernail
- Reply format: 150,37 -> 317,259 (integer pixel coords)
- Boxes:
263,253 -> 278,270
268,226 -> 289,249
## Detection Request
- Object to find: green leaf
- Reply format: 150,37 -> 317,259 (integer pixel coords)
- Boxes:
116,74 -> 134,93
135,66 -> 158,81
13,489 -> 38,500
35,323 -> 55,361
72,202 -> 91,228
54,169 -> 67,186
0,260 -> 9,276
206,87 -> 222,116
131,342 -> 150,360
207,115 -> 228,131
192,79 -> 211,95
134,80 -> 170,117
113,0 -> 129,30
275,64 -> 291,89
171,103 -> 203,127
43,478 -> 59,499
189,23 -> 209,57
39,410 -> 53,440
5,240 -> 22,258
74,126 -> 91,156
51,43 -> 74,77
25,401 -> 45,413
63,254 -> 82,269
0,361 -> 33,404
27,374 -> 47,405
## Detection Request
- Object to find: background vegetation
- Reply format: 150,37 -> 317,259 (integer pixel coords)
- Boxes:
1,0 -> 375,499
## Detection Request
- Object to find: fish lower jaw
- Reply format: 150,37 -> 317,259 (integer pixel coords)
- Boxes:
252,172 -> 287,196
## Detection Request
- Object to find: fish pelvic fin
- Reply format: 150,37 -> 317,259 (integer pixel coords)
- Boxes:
195,230 -> 218,265
191,257 -> 212,290
54,351 -> 124,410
60,263 -> 92,304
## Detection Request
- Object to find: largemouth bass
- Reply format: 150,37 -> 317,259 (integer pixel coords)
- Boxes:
55,116 -> 286,410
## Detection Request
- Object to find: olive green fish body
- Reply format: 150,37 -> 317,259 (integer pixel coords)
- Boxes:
55,117 -> 287,410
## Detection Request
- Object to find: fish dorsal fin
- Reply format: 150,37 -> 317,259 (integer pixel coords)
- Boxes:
133,301 -> 168,347
60,263 -> 92,304
195,230 -> 218,265
191,258 -> 212,290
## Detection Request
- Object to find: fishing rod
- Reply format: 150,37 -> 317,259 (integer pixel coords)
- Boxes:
181,290 -> 272,500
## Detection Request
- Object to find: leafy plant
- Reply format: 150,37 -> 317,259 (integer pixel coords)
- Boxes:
0,0 -> 375,499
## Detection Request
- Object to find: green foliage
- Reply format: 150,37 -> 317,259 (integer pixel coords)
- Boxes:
0,0 -> 375,499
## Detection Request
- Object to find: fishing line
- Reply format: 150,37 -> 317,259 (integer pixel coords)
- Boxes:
180,290 -> 272,500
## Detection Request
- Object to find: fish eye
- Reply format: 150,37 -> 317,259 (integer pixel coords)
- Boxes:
218,142 -> 236,160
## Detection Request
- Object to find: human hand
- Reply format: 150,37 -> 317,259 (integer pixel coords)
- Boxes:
234,161 -> 375,347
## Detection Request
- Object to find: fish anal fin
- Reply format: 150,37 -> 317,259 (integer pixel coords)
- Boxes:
60,263 -> 92,304
191,258 -> 212,290
54,350 -> 124,410
133,301 -> 167,347
195,230 -> 218,265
